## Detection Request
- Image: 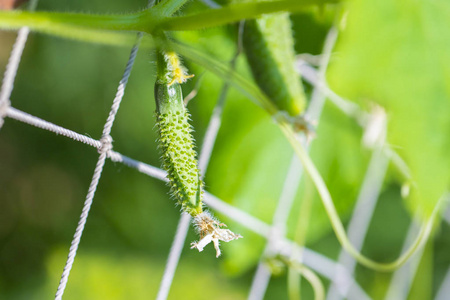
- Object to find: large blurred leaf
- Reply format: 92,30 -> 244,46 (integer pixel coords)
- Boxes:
328,0 -> 450,215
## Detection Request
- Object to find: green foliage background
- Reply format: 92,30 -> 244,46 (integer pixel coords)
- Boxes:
0,0 -> 449,299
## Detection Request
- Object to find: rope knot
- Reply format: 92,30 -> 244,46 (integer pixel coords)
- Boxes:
0,99 -> 11,128
98,134 -> 113,154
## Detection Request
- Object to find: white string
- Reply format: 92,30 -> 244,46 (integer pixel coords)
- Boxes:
155,213 -> 191,300
248,263 -> 272,300
54,151 -> 108,300
6,107 -> 102,148
108,150 -> 167,181
0,28 -> 30,128
0,0 -> 39,128
54,34 -> 142,300
248,26 -> 340,300
101,35 -> 142,138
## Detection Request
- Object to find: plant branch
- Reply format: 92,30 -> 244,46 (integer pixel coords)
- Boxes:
0,0 -> 336,42
157,0 -> 337,31
0,10 -> 148,32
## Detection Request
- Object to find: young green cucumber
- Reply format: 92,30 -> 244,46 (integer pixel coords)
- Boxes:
243,11 -> 306,117
154,50 -> 202,217
154,49 -> 242,256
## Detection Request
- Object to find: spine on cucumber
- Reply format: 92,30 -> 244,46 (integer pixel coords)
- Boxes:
154,50 -> 203,216
243,10 -> 306,116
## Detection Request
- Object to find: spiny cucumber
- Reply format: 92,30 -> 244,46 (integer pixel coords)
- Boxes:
155,50 -> 202,216
154,49 -> 241,256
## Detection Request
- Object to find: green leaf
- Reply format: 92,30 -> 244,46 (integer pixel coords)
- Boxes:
327,0 -> 450,216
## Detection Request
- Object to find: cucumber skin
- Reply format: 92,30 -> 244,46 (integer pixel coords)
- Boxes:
243,13 -> 306,116
155,82 -> 203,216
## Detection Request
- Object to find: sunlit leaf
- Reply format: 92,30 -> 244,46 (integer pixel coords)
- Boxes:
328,0 -> 450,215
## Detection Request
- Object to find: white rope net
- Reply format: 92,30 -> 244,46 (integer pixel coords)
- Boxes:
1,2 -> 449,300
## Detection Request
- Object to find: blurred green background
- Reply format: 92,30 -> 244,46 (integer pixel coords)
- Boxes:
0,0 -> 449,299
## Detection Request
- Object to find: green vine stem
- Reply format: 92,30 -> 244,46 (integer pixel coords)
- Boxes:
294,264 -> 324,300
170,41 -> 447,272
0,10 -> 146,33
157,0 -> 336,31
0,10 -> 149,46
0,0 -> 336,42
279,256 -> 325,300
279,122 -> 444,272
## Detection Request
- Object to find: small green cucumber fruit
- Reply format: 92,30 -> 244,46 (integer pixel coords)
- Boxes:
243,11 -> 306,117
154,50 -> 242,256
155,50 -> 202,216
